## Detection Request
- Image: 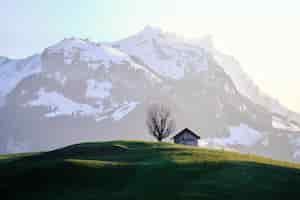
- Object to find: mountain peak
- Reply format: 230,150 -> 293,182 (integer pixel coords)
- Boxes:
46,37 -> 92,52
142,25 -> 162,33
136,25 -> 163,39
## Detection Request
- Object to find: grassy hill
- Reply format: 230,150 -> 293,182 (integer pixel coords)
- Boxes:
1,141 -> 300,200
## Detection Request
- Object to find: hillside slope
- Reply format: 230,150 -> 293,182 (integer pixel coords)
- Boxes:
1,141 -> 300,200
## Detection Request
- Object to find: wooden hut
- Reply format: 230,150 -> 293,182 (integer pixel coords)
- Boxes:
173,128 -> 200,146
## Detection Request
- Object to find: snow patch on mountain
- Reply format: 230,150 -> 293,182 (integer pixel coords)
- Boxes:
226,124 -> 263,146
45,71 -> 67,86
198,124 -> 263,149
272,116 -> 300,132
26,88 -> 102,118
0,55 -> 42,100
111,101 -> 139,121
86,80 -> 112,100
25,88 -> 138,121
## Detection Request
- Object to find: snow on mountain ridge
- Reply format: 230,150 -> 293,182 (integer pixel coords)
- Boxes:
115,27 -> 209,79
46,38 -> 132,69
212,49 -> 299,121
44,37 -> 162,84
139,25 -> 162,38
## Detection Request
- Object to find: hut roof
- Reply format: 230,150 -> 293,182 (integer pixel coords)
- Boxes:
173,128 -> 200,140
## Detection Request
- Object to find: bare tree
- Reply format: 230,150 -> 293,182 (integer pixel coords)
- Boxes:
146,103 -> 176,142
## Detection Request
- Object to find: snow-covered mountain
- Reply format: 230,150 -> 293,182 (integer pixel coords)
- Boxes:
1,26 -> 300,163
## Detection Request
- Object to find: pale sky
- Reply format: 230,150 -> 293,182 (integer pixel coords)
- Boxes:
1,0 -> 300,112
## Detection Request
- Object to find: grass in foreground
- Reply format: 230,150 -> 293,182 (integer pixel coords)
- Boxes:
1,141 -> 300,200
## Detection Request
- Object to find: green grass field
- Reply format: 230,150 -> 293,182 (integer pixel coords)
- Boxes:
1,141 -> 300,200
